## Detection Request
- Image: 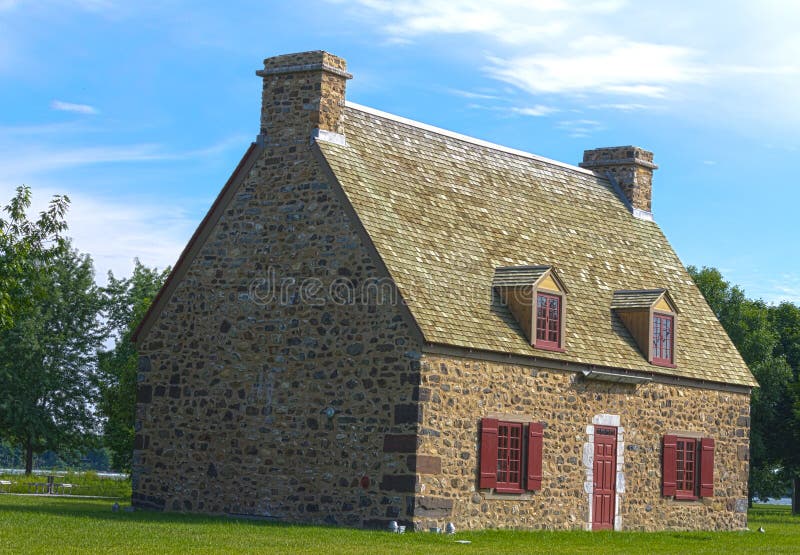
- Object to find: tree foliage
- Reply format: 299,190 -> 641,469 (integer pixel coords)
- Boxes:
689,266 -> 800,505
97,260 -> 169,472
0,186 -> 70,330
0,241 -> 105,473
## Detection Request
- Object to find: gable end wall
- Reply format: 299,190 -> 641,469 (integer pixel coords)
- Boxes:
132,142 -> 423,527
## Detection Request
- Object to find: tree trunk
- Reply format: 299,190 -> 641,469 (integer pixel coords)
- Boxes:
793,476 -> 800,515
25,437 -> 33,475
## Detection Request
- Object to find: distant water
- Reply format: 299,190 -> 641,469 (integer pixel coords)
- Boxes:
763,497 -> 792,506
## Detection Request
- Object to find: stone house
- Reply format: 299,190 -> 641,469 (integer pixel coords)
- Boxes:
132,51 -> 757,531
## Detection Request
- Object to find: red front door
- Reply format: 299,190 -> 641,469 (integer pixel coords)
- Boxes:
592,426 -> 617,530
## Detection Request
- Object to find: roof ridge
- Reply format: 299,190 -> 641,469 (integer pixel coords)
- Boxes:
345,101 -> 599,178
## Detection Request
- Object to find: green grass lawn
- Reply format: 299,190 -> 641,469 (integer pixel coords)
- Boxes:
0,496 -> 796,554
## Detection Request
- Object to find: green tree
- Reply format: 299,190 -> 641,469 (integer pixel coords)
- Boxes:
770,302 -> 800,372
97,260 -> 169,472
767,302 -> 800,513
0,242 -> 105,474
689,266 -> 798,508
0,186 -> 70,330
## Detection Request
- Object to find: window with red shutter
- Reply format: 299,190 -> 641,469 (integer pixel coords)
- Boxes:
478,419 -> 544,493
663,434 -> 715,499
496,422 -> 524,493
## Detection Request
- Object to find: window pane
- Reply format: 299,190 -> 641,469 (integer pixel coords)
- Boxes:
675,438 -> 696,494
653,314 -> 674,363
536,296 -> 547,340
537,294 -> 560,346
496,422 -> 523,489
653,317 -> 662,358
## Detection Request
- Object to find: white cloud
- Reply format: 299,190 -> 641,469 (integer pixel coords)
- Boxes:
340,0 -> 624,45
61,190 -> 193,282
556,119 -> 603,138
70,0 -> 117,11
51,100 -> 99,115
0,128 -> 248,183
335,0 -> 800,131
1,184 -> 194,284
588,103 -> 652,112
446,88 -> 501,100
747,278 -> 800,306
510,105 -> 559,117
485,38 -> 700,97
1,144 -> 170,181
0,122 -> 247,281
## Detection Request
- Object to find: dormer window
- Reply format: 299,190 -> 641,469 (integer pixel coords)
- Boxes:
652,312 -> 674,366
611,289 -> 678,367
493,265 -> 567,352
536,293 -> 561,349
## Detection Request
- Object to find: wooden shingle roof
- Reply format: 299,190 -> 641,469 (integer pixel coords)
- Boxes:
492,266 -> 551,288
611,289 -> 676,311
316,103 -> 756,387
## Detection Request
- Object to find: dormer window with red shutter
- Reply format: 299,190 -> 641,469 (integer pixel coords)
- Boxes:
479,417 -> 543,493
662,434 -> 715,500
493,266 -> 568,352
611,289 -> 678,367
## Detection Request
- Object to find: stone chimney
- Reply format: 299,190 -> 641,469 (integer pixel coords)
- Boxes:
255,51 -> 352,146
579,146 -> 658,218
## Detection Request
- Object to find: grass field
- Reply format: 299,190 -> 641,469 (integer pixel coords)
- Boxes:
0,496 -> 797,554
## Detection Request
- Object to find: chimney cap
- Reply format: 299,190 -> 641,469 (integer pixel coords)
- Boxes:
256,50 -> 352,79
579,146 -> 658,170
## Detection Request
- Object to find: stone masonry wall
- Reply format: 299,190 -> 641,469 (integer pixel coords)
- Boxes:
413,354 -> 750,531
133,52 -> 423,527
133,143 -> 422,526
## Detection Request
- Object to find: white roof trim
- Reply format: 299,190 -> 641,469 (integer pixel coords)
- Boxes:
632,207 -> 654,222
345,101 -> 597,177
312,128 -> 347,146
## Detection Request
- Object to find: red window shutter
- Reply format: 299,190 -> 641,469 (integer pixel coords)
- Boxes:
479,418 -> 498,489
526,422 -> 544,491
700,437 -> 715,497
662,434 -> 677,496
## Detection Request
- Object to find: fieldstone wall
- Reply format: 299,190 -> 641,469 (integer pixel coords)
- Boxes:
133,144 -> 423,525
133,52 -> 423,527
413,354 -> 750,531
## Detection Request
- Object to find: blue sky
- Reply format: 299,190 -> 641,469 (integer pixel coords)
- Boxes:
1,1 -> 799,303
